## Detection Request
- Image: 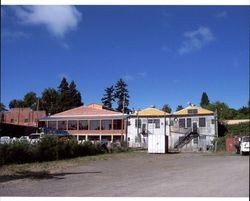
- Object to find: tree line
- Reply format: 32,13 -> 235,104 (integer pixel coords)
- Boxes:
1,78 -> 249,120
161,92 -> 249,120
1,78 -> 130,115
5,77 -> 83,115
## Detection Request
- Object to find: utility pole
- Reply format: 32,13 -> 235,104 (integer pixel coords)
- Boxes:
121,94 -> 125,143
214,109 -> 218,152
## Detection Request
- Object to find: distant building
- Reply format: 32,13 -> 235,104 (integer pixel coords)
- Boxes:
222,119 -> 250,125
2,108 -> 46,127
39,104 -> 127,142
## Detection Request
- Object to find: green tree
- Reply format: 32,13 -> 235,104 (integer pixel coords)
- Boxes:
101,85 -> 115,110
206,101 -> 231,120
114,79 -> 130,113
162,104 -> 172,113
176,105 -> 184,112
200,92 -> 210,107
23,91 -> 38,110
69,81 -> 83,107
237,105 -> 250,119
9,99 -> 24,109
40,88 -> 59,115
57,77 -> 71,112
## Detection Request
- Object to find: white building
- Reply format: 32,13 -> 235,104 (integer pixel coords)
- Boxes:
127,105 -> 216,153
127,107 -> 169,153
170,105 -> 216,152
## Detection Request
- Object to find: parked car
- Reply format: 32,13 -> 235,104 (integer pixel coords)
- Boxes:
235,136 -> 250,155
19,136 -> 30,143
29,133 -> 43,144
0,136 -> 11,144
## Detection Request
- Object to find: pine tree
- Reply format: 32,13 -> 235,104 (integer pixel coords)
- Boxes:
58,77 -> 71,112
69,81 -> 83,107
101,85 -> 115,110
114,79 -> 130,113
40,88 -> 59,115
200,92 -> 210,107
162,104 -> 172,113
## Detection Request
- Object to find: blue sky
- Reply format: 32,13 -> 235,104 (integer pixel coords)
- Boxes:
1,5 -> 249,111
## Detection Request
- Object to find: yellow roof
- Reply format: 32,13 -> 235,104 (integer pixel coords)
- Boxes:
174,105 -> 214,116
133,107 -> 169,117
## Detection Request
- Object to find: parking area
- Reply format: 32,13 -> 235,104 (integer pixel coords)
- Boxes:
0,151 -> 249,197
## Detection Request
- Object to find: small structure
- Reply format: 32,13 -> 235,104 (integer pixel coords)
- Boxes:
39,104 -> 127,142
127,106 -> 169,153
170,105 -> 216,151
2,108 -> 46,127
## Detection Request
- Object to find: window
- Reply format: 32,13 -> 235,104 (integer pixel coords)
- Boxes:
68,120 -> 77,130
58,120 -> 67,130
101,120 -> 112,130
211,119 -> 215,124
38,121 -> 46,127
113,119 -> 122,130
199,118 -> 206,127
11,119 -> 14,123
135,119 -> 141,128
48,121 -> 57,129
90,120 -> 100,130
187,109 -> 198,114
24,118 -> 29,123
187,118 -> 191,128
179,118 -> 185,128
154,119 -> 160,128
79,120 -> 88,130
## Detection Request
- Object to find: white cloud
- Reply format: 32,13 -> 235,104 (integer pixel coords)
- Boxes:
178,26 -> 215,55
2,29 -> 28,40
14,5 -> 82,38
215,11 -> 228,18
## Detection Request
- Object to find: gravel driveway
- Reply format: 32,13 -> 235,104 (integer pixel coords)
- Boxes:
0,152 -> 249,197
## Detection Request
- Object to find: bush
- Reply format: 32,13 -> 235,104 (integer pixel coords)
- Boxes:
0,141 -> 34,165
0,135 -> 129,166
215,136 -> 226,152
37,135 -> 58,162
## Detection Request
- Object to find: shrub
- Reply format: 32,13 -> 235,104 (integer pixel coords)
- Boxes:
215,136 -> 226,152
37,135 -> 58,161
0,141 -> 34,165
0,135 -> 129,166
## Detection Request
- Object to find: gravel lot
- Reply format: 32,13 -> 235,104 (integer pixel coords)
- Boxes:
0,151 -> 249,197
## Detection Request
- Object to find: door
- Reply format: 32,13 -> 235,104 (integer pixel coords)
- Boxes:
192,122 -> 198,133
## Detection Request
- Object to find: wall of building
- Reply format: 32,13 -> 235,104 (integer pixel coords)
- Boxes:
127,116 -> 169,148
3,108 -> 46,127
169,115 -> 215,151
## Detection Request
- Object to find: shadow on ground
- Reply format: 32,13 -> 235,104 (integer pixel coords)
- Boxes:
0,171 -> 102,183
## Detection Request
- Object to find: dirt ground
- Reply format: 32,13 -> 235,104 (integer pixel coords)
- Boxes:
0,151 -> 249,197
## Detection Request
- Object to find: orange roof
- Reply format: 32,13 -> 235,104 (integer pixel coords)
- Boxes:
51,105 -> 123,117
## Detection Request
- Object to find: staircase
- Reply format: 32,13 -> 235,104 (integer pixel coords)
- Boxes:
174,128 -> 199,149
